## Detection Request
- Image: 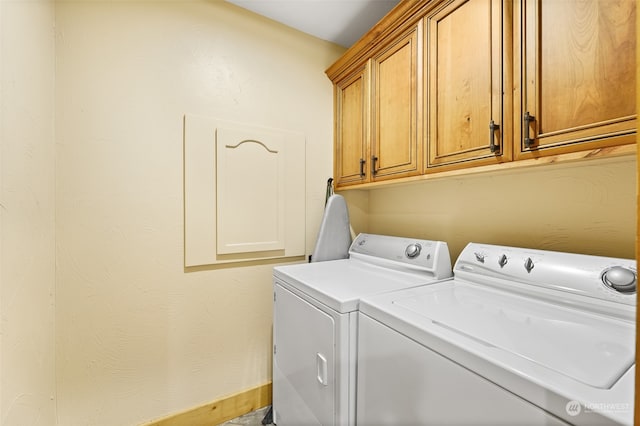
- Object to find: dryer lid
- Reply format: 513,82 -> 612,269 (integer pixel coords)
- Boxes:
392,282 -> 635,389
274,259 -> 443,313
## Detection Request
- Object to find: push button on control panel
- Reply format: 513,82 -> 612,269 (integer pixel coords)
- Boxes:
602,266 -> 637,294
524,257 -> 534,273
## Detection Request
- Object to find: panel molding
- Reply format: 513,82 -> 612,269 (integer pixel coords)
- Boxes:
216,128 -> 285,255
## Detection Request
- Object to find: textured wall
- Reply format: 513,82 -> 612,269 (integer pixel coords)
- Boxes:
343,157 -> 637,262
0,0 -> 56,424
54,2 -> 343,425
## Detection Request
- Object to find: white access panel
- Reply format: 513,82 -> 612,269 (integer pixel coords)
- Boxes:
183,114 -> 305,266
357,313 -> 569,426
273,283 -> 346,426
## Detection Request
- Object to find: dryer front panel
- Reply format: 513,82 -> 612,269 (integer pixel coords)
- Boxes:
273,283 -> 337,426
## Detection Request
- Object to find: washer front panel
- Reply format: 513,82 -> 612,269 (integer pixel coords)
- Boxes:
357,313 -> 569,426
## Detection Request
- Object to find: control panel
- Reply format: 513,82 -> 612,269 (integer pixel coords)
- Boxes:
349,233 -> 452,279
455,243 -> 636,306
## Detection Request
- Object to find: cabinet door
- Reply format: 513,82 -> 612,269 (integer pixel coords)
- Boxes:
518,0 -> 636,157
426,0 -> 506,170
371,26 -> 422,180
334,65 -> 369,187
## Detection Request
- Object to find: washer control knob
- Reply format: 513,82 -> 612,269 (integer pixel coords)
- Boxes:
474,252 -> 485,263
498,254 -> 508,268
602,266 -> 636,294
524,258 -> 534,273
405,243 -> 422,259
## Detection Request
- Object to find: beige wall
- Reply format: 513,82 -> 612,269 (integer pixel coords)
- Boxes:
55,1 -> 343,425
0,0 -> 56,424
343,157 -> 637,262
5,1 -> 634,425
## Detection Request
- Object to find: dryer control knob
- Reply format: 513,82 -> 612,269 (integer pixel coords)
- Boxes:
498,254 -> 508,268
602,266 -> 636,294
405,243 -> 422,259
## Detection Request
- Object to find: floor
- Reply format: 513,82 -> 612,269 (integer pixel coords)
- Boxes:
220,406 -> 272,426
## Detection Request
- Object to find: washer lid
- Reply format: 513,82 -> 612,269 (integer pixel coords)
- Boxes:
389,282 -> 635,389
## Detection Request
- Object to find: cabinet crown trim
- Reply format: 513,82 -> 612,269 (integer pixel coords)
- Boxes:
325,0 -> 428,80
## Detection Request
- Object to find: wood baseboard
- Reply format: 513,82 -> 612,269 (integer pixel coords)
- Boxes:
144,382 -> 272,426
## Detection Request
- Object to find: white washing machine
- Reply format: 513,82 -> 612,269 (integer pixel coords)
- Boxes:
357,243 -> 636,425
272,233 -> 453,426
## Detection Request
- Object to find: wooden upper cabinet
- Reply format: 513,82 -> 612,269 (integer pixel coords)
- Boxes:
426,0 -> 508,170
370,26 -> 422,181
334,65 -> 369,187
327,0 -> 636,189
331,21 -> 422,188
516,0 -> 636,157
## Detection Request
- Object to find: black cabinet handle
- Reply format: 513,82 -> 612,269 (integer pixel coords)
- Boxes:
371,156 -> 378,176
359,158 -> 366,178
489,120 -> 500,153
524,112 -> 536,148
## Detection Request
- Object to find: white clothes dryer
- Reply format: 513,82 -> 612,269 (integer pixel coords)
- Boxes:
357,243 -> 636,425
272,233 -> 453,426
